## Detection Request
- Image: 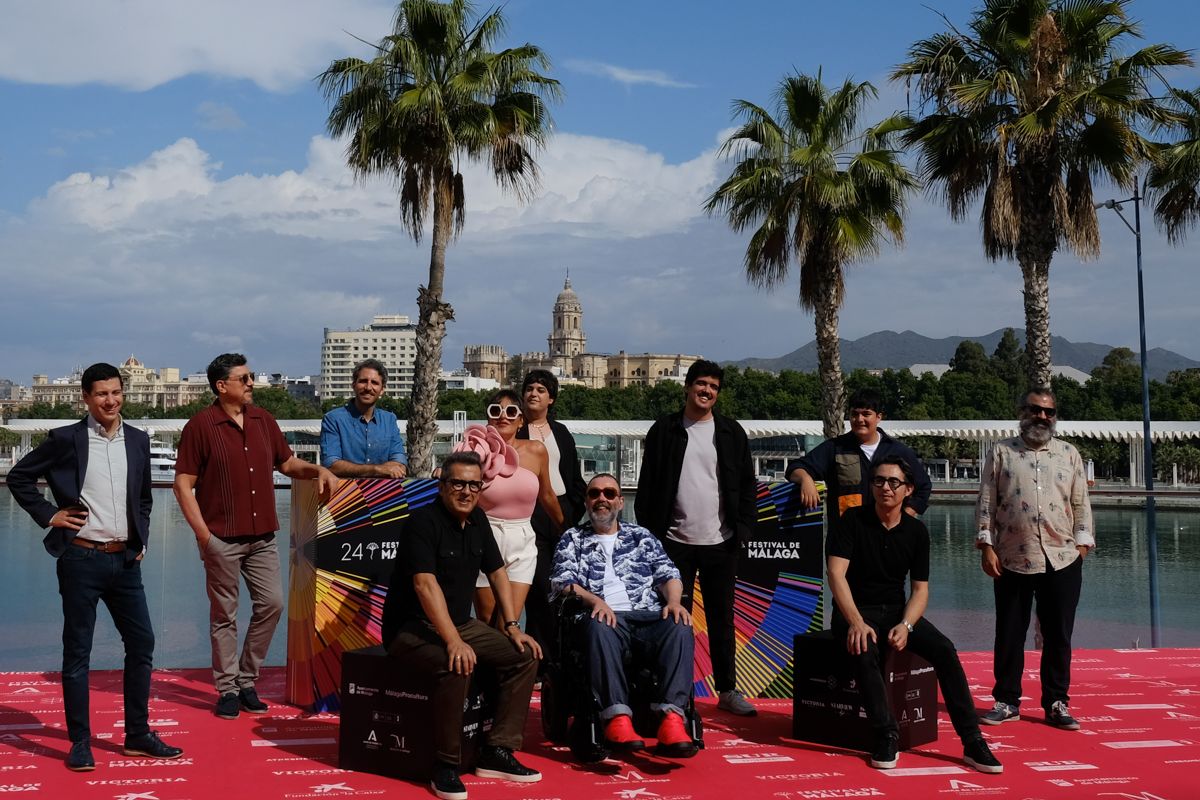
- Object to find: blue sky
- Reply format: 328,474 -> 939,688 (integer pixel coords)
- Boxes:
1,0 -> 1198,383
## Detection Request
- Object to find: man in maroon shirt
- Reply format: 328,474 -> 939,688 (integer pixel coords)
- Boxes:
173,353 -> 337,719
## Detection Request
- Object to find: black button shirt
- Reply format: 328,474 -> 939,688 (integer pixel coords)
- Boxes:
381,500 -> 503,645
827,504 -> 930,607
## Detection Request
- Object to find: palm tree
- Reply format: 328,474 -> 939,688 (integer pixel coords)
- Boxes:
893,0 -> 1191,388
318,0 -> 560,474
705,72 -> 917,438
1147,87 -> 1200,243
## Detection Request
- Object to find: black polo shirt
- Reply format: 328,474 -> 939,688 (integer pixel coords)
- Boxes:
380,500 -> 504,646
827,504 -> 930,607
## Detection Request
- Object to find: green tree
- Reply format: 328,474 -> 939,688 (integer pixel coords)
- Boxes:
319,0 -> 560,475
894,0 -> 1191,387
706,72 -> 917,438
948,340 -> 989,375
1146,87 -> 1200,243
990,327 -> 1027,398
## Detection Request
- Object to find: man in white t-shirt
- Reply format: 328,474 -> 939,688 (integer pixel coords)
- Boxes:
551,474 -> 698,757
635,360 -> 758,716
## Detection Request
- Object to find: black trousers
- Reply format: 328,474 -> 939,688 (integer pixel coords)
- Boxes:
523,537 -> 558,674
992,555 -> 1083,709
663,537 -> 738,693
833,605 -> 981,744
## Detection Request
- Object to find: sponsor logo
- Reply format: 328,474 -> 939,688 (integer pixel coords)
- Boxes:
310,784 -> 353,794
85,779 -> 187,786
0,768 -> 35,774
1026,760 -> 1098,772
1101,740 -> 1186,749
114,793 -> 159,800
0,785 -> 39,793
615,790 -> 661,799
910,666 -> 935,676
382,689 -> 428,701
906,689 -> 921,701
792,790 -> 885,799
271,770 -> 353,777
602,769 -> 670,785
724,752 -> 794,765
753,773 -> 845,781
346,683 -> 378,698
110,758 -> 193,768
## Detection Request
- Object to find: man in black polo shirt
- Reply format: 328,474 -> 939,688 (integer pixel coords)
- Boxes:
381,451 -> 542,800
828,457 -> 1002,774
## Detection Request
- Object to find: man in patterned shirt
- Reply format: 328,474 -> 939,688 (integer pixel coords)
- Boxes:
550,473 -> 697,758
976,388 -> 1094,730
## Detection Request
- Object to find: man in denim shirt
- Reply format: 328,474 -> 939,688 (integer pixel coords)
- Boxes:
550,474 -> 697,757
320,358 -> 407,478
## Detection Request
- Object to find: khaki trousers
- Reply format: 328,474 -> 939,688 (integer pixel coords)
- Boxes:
201,534 -> 283,695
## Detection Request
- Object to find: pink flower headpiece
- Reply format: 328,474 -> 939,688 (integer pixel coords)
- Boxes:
452,424 -> 518,482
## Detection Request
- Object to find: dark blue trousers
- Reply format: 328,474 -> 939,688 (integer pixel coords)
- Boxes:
57,547 -> 155,743
583,609 -> 694,720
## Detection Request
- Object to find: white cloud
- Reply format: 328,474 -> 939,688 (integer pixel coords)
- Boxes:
197,101 -> 245,131
0,0 -> 395,91
564,59 -> 697,89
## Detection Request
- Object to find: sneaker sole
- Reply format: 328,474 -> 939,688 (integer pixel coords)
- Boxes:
718,704 -> 758,716
473,768 -> 542,783
66,763 -> 95,772
1048,720 -> 1081,730
430,781 -> 468,800
122,747 -> 184,760
980,714 -> 1019,725
214,711 -> 240,720
240,706 -> 269,714
655,742 -> 698,758
604,739 -> 646,752
869,757 -> 898,769
964,756 -> 1004,774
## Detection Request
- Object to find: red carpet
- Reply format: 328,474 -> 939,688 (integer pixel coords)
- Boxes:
1,648 -> 1197,799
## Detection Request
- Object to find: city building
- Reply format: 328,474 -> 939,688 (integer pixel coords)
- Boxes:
439,370 -> 500,392
465,277 -> 702,389
320,314 -> 418,401
28,357 -> 210,411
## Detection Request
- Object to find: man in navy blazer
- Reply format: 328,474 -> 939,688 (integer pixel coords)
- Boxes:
7,363 -> 183,771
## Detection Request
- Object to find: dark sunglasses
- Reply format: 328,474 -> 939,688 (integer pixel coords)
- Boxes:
443,478 -> 484,493
223,373 -> 253,386
1023,403 -> 1057,418
871,476 -> 909,490
486,403 -> 521,420
586,486 -> 621,500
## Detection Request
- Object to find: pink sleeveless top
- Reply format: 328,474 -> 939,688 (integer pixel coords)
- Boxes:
478,465 -> 539,521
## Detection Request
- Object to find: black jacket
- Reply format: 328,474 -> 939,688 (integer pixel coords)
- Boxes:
518,418 -> 588,538
7,419 -> 153,561
634,411 -> 757,543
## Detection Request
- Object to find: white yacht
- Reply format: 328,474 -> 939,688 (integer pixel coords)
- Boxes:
148,439 -> 177,484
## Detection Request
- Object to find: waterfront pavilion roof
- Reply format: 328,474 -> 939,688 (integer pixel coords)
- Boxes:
4,418 -> 1199,443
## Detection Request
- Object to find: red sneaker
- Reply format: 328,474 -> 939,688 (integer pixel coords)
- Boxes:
603,714 -> 645,751
655,712 -> 697,758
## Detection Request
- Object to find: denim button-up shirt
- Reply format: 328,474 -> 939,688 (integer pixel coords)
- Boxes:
320,402 -> 407,468
550,521 -> 681,612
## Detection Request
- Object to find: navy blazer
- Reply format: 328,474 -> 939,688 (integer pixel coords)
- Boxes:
7,419 -> 152,561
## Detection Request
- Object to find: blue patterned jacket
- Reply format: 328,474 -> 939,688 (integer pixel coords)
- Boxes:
549,521 -> 681,612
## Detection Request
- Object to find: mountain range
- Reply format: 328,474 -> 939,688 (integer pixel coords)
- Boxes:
727,329 -> 1200,381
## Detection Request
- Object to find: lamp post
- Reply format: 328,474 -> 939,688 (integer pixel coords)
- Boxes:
1095,177 -> 1160,647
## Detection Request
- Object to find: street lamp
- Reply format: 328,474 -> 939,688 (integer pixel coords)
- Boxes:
1095,177 -> 1160,647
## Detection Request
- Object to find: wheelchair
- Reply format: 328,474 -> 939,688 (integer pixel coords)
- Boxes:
539,591 -> 704,762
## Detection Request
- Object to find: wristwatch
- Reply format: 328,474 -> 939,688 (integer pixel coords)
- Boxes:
504,620 -> 520,630
903,620 -> 915,633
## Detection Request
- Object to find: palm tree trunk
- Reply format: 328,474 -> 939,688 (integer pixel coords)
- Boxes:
1020,257 -> 1052,389
406,174 -> 456,476
812,273 -> 846,440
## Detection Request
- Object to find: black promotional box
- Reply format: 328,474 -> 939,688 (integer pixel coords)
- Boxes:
338,645 -> 494,779
792,630 -> 938,751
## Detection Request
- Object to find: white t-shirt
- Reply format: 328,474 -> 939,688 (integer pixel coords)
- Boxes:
667,417 -> 729,545
860,437 -> 880,463
598,534 -> 632,611
540,428 -> 567,496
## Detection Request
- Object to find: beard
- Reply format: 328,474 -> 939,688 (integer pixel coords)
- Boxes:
1020,415 -> 1055,446
588,506 -> 619,530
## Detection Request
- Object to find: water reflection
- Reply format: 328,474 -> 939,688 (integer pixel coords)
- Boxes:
0,489 -> 1195,672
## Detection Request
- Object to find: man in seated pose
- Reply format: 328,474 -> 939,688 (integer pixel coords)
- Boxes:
827,457 -> 1002,774
550,473 -> 697,758
320,358 -> 408,478
380,451 -> 542,800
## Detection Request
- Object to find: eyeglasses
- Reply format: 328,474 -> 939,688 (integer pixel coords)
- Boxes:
1023,403 -> 1058,418
871,476 -> 909,490
223,373 -> 253,386
586,486 -> 621,501
486,404 -> 521,420
443,478 -> 484,493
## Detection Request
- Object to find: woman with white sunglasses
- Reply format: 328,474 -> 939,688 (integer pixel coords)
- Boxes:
454,389 -> 564,627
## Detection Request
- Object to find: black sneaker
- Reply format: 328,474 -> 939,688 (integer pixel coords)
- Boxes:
1046,700 -> 1081,730
963,736 -> 1003,774
239,686 -> 269,714
869,733 -> 899,770
123,731 -> 184,760
474,745 -> 542,783
66,739 -> 94,772
980,701 -> 1019,725
215,692 -> 240,719
431,761 -> 467,800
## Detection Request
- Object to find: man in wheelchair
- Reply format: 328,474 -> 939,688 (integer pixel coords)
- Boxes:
549,473 -> 699,758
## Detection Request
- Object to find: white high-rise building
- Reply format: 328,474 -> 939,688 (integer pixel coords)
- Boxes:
320,315 -> 418,401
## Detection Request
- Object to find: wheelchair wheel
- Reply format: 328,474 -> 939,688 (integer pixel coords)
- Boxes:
540,672 -> 570,743
685,704 -> 705,749
569,715 -> 609,764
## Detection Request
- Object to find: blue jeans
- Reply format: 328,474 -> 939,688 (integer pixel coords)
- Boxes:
583,609 -> 694,720
57,547 -> 155,742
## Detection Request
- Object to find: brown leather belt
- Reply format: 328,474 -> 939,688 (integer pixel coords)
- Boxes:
71,538 -> 127,553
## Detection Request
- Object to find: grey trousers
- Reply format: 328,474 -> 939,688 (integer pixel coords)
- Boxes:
201,533 -> 283,695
